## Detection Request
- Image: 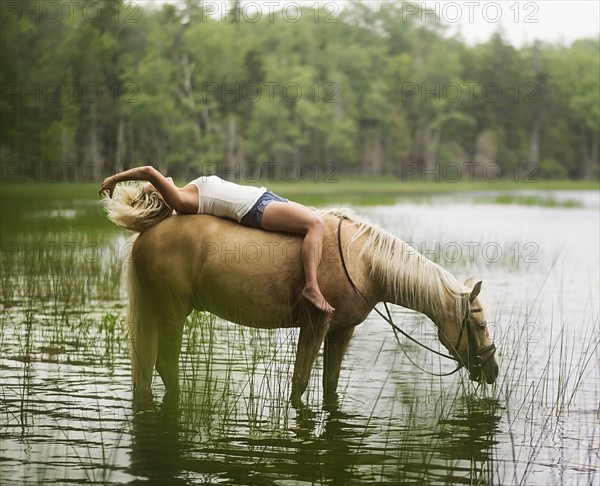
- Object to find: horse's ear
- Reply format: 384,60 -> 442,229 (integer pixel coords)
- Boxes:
464,277 -> 474,287
469,281 -> 482,303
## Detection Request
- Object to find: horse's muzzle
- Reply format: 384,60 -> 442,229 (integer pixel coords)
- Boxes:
469,359 -> 499,384
484,360 -> 499,384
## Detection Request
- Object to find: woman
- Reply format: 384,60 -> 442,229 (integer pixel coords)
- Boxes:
99,165 -> 334,313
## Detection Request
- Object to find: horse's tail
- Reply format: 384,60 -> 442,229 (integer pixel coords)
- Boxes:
125,237 -> 158,393
102,183 -> 172,233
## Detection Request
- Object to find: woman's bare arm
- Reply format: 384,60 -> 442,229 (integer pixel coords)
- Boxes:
99,166 -> 197,213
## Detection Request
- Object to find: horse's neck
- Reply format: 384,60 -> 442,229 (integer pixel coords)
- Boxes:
373,239 -> 462,327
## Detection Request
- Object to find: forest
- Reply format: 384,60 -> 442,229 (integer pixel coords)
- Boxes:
1,0 -> 598,182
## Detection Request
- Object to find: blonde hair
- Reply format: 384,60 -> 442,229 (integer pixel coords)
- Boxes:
103,182 -> 173,232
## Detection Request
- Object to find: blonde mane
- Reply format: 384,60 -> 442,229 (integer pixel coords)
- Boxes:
322,208 -> 468,325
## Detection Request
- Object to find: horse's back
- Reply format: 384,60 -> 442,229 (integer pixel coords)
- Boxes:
132,214 -> 307,327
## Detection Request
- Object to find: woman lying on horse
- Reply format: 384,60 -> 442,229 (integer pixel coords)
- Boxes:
99,165 -> 335,314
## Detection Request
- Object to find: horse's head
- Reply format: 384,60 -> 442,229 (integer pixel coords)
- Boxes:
441,279 -> 499,384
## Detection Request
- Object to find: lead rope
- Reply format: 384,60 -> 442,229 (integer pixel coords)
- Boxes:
337,217 -> 463,377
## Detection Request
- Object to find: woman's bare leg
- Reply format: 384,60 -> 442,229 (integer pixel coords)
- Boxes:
261,202 -> 334,313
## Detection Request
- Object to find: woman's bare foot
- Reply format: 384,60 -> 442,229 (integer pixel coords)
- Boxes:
302,285 -> 335,313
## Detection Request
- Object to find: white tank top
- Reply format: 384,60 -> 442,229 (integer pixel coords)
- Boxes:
189,176 -> 266,222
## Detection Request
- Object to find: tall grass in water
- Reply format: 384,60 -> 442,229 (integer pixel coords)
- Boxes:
358,296 -> 598,485
493,307 -> 599,485
177,311 -> 299,438
1,213 -> 131,481
3,184 -> 597,484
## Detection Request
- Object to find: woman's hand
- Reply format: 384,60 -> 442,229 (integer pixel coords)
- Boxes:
99,176 -> 117,198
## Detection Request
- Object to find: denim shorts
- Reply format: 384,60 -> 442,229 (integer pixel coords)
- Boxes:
240,191 -> 288,229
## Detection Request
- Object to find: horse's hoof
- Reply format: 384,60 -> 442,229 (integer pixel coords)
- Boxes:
132,388 -> 155,413
323,391 -> 340,411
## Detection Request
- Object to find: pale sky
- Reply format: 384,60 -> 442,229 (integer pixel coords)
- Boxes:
147,1 -> 600,47
422,0 -> 600,46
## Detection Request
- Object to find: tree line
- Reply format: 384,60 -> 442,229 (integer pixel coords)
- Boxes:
1,0 -> 598,182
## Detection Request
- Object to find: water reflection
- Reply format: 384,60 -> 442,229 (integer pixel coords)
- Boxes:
431,397 -> 502,485
129,395 -> 386,484
126,392 -> 501,484
129,396 -> 188,485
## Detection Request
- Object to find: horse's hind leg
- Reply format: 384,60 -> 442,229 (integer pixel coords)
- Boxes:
323,326 -> 355,404
155,303 -> 187,397
291,315 -> 331,408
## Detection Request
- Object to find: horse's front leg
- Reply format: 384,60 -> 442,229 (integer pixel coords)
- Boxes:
323,326 -> 355,404
291,315 -> 331,408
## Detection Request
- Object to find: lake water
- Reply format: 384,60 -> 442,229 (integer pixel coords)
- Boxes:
1,187 -> 598,485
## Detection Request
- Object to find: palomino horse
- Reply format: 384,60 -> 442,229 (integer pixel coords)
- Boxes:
124,210 -> 499,406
